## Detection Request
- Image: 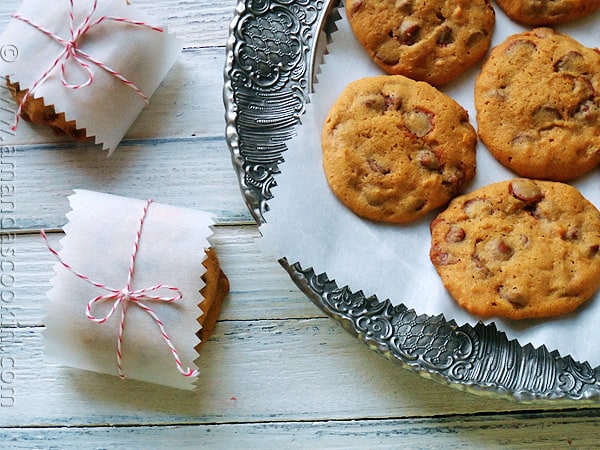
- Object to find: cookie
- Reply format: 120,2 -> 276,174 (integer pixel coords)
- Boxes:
346,0 -> 495,86
495,0 -> 600,26
474,28 -> 600,181
430,179 -> 600,320
7,79 -> 88,141
322,75 -> 477,224
196,248 -> 229,350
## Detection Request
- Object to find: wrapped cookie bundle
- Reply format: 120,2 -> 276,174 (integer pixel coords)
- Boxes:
0,0 -> 180,152
43,191 -> 229,390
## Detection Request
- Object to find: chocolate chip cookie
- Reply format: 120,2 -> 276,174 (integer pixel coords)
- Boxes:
346,0 -> 495,86
322,75 -> 477,224
7,79 -> 88,141
495,0 -> 600,25
430,179 -> 600,320
474,28 -> 600,181
197,248 -> 229,350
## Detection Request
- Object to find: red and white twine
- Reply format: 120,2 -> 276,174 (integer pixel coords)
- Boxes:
11,0 -> 163,131
41,199 -> 198,379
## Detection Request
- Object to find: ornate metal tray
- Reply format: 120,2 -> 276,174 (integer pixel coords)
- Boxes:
223,0 -> 600,403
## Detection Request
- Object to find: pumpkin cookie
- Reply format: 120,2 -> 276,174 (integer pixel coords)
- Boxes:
322,75 -> 477,224
346,0 -> 495,86
430,179 -> 600,320
474,28 -> 600,181
495,0 -> 600,26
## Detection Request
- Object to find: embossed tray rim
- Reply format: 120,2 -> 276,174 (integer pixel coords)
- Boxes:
224,0 -> 600,404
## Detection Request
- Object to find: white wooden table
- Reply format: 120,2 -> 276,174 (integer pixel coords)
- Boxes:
1,1 -> 600,448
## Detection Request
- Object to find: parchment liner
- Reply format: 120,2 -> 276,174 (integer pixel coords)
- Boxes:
44,190 -> 214,390
0,0 -> 181,152
260,7 -> 600,367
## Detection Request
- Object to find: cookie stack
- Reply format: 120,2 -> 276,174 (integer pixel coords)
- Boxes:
321,1 -> 600,320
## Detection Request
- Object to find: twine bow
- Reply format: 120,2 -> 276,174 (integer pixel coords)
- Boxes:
11,0 -> 163,131
41,199 -> 198,379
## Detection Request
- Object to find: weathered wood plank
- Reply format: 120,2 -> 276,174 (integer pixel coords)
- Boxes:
0,136 -> 252,230
1,411 -> 597,449
0,322 -> 542,428
134,0 -> 237,48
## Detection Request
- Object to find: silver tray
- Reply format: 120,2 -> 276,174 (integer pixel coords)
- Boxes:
223,0 -> 600,403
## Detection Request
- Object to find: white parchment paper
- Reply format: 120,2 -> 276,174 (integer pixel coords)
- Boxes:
260,6 -> 600,367
0,0 -> 181,152
44,190 -> 214,390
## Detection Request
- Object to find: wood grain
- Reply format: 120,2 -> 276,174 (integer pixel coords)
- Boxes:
0,321 -> 538,428
0,137 -> 252,230
1,412 -> 597,449
1,0 -> 598,447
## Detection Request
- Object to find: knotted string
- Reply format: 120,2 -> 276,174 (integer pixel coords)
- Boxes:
11,0 -> 163,131
41,199 -> 198,379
